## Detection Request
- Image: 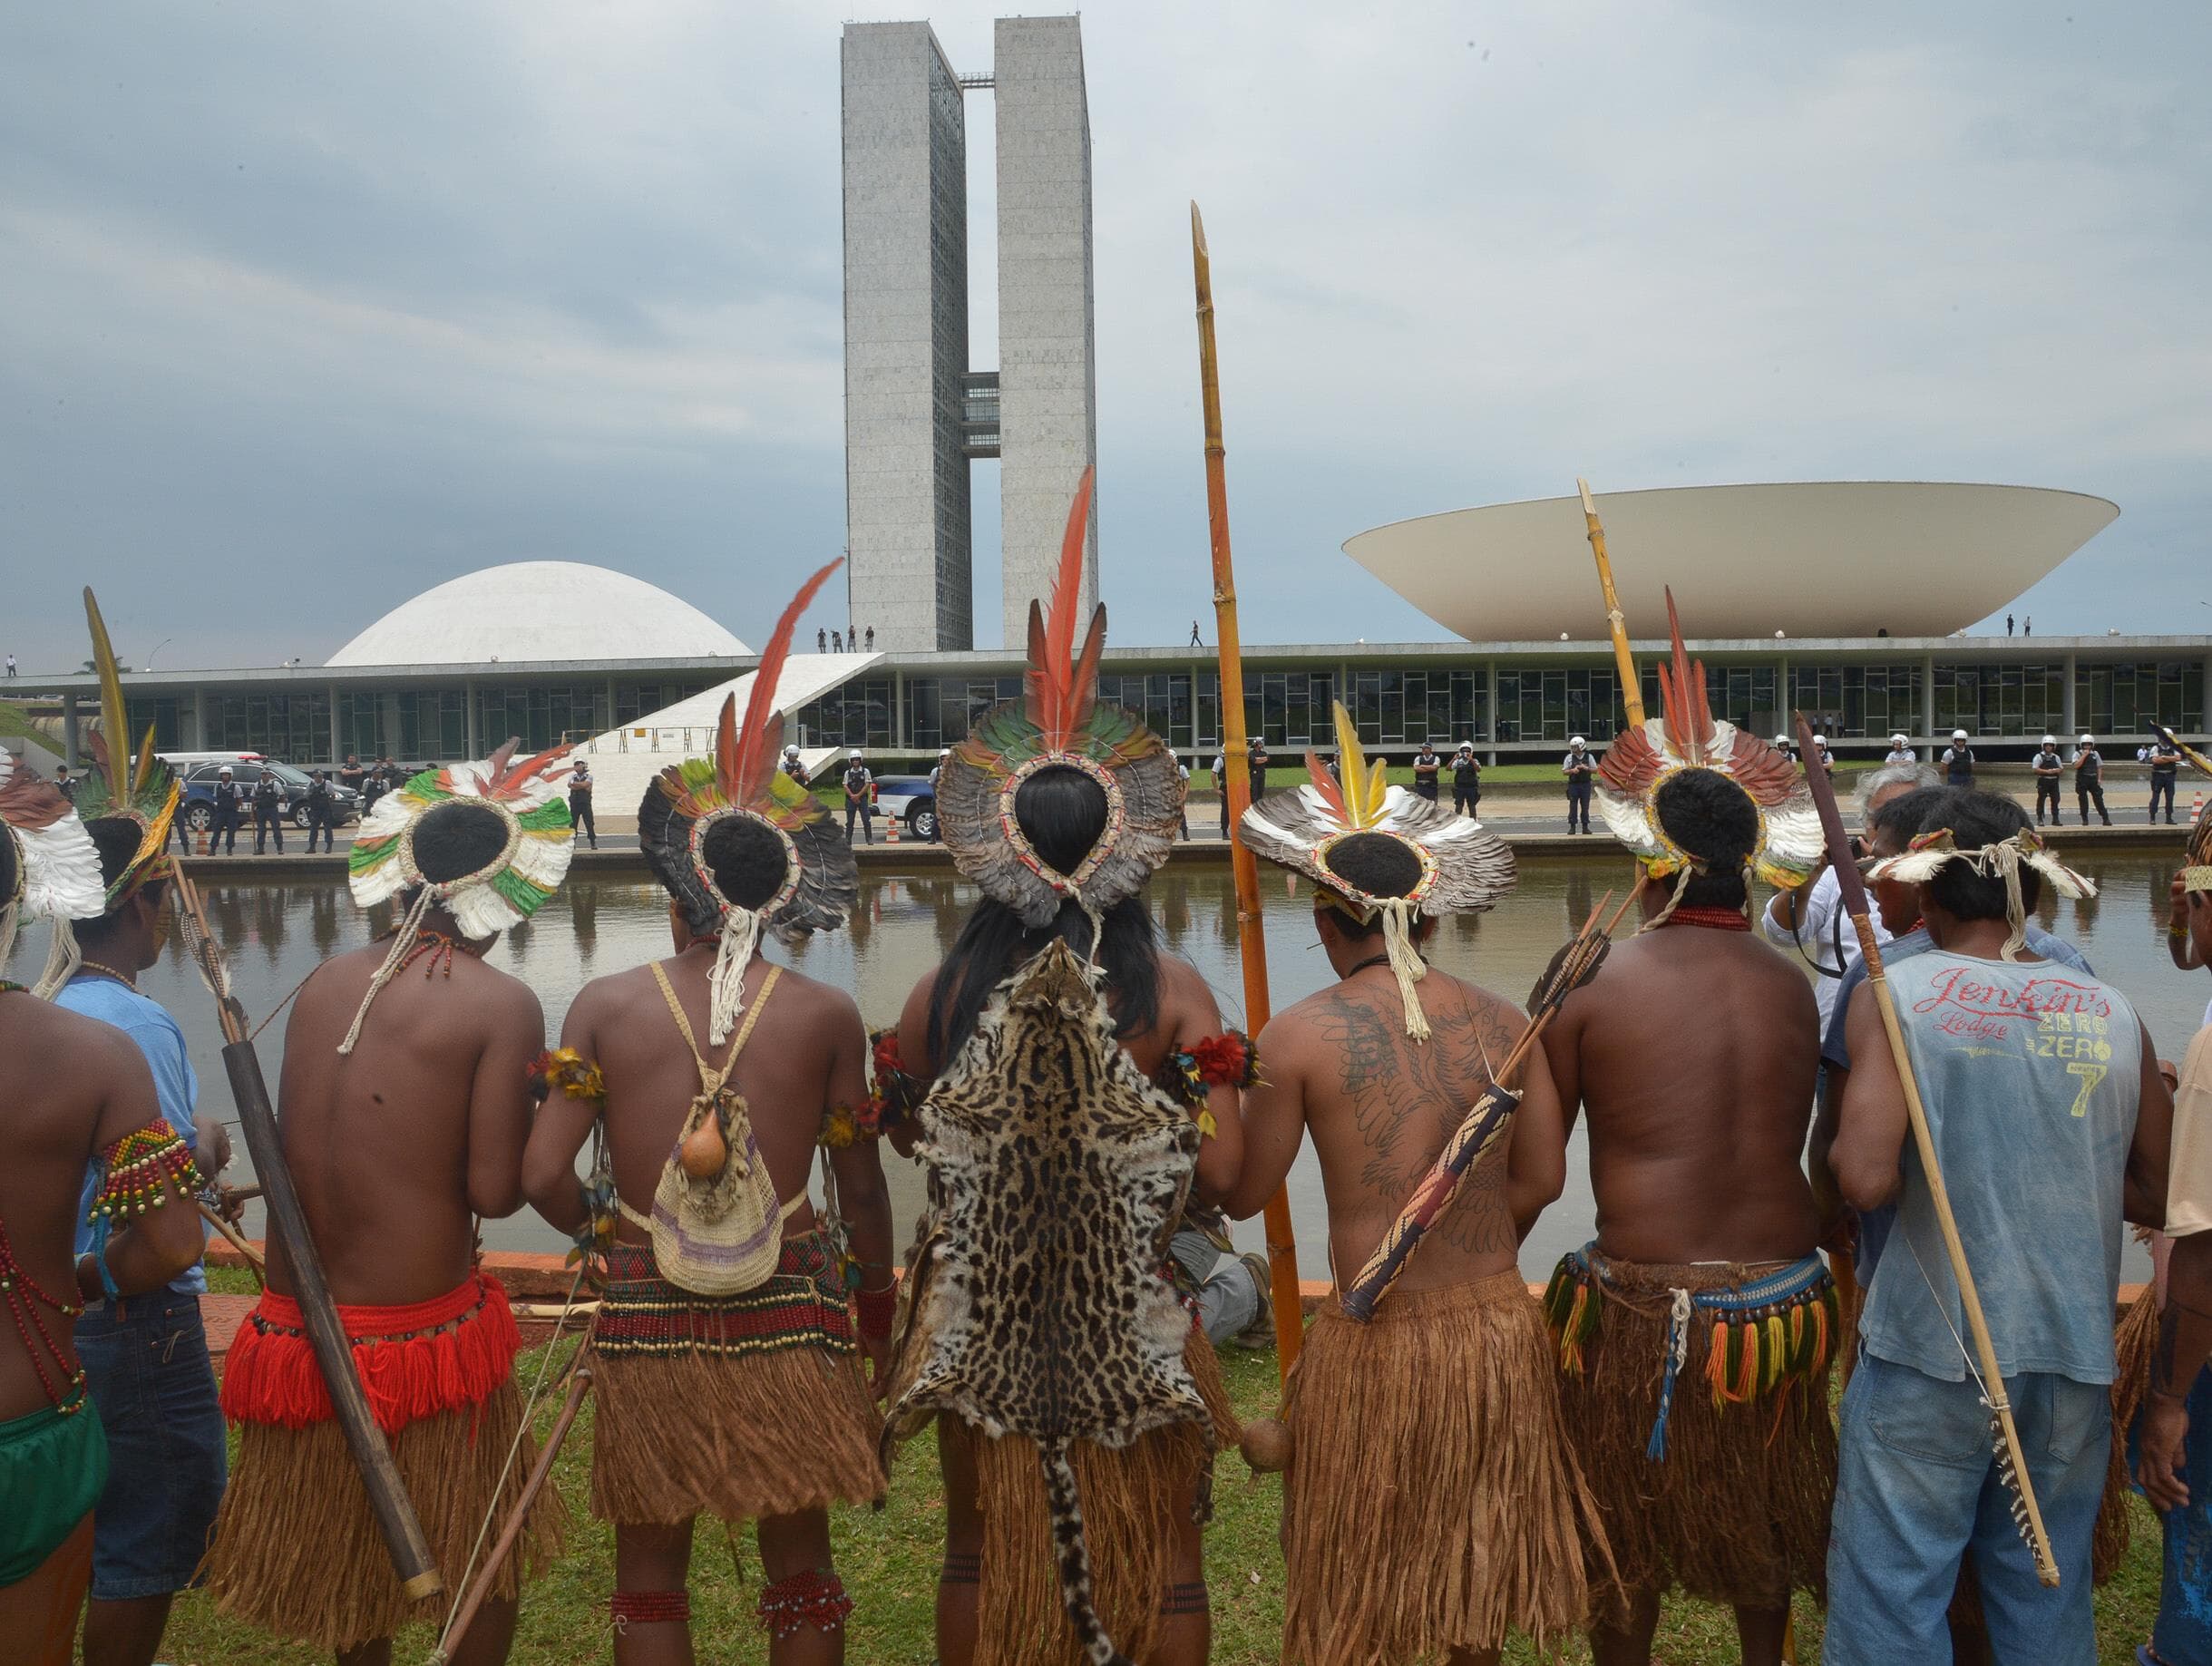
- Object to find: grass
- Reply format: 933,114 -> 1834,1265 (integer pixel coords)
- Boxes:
165,1278 -> 2168,1663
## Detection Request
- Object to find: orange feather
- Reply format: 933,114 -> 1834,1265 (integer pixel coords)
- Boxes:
1656,588 -> 1713,765
1025,468 -> 1095,749
1301,749 -> 1349,820
732,558 -> 843,803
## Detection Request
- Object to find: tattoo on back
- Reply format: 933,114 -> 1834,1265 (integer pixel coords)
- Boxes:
1316,982 -> 1528,1258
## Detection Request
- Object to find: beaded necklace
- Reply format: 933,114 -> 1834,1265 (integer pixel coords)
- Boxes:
1658,906 -> 1753,933
0,1218 -> 87,1413
77,959 -> 139,988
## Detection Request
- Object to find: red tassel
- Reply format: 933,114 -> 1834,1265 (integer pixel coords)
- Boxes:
221,1273 -> 521,1435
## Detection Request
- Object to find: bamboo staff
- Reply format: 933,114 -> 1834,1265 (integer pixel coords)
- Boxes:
1577,479 -> 1644,726
1794,711 -> 2059,1586
197,1199 -> 265,1284
171,866 -> 443,1599
1193,201 -> 1302,1377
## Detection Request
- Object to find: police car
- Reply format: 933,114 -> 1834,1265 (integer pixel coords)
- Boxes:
871,776 -> 939,841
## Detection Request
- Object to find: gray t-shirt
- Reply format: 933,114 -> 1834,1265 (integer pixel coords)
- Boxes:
1857,947 -> 2142,1385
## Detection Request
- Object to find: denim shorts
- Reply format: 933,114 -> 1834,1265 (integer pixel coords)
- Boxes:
74,1291 -> 229,1601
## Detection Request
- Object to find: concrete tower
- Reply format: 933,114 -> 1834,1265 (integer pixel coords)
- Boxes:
840,15 -> 1098,652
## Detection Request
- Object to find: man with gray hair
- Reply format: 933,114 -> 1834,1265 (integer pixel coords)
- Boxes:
1759,760 -> 1940,1029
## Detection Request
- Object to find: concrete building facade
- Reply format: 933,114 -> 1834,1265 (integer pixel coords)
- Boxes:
840,15 -> 1098,653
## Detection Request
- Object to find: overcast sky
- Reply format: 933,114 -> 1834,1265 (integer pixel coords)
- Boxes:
3,2 -> 2205,671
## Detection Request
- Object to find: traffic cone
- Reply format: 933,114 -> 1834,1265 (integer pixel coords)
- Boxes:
2193,789 -> 2204,823
886,809 -> 900,844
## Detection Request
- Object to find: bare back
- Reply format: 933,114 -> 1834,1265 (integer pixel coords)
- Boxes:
1257,968 -> 1540,1292
275,938 -> 545,1305
1545,925 -> 1819,1263
573,948 -> 868,1240
0,992 -> 162,1420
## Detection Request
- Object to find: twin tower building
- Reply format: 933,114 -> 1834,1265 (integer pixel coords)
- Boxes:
843,16 -> 1098,652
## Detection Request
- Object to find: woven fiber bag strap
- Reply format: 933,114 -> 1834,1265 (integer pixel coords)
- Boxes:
649,962 -> 782,1095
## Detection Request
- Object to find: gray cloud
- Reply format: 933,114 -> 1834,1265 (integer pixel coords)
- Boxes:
3,0 -> 2205,669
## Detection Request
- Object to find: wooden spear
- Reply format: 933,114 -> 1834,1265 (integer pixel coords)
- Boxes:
1795,711 -> 2059,1586
1577,479 -> 1645,727
1192,201 -> 1303,1376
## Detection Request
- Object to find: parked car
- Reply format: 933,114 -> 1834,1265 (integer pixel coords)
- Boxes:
872,775 -> 938,840
175,758 -> 361,831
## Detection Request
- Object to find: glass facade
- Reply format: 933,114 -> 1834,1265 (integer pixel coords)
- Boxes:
794,677 -> 897,750
125,697 -> 183,754
476,684 -> 607,752
1496,667 -> 1625,744
206,690 -> 328,761
2076,661 -> 2204,737
1788,663 -> 1917,738
395,691 -> 465,762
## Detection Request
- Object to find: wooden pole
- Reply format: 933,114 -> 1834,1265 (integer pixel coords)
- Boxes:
1193,201 -> 1302,1378
1794,712 -> 2059,1586
171,870 -> 443,1599
1577,478 -> 1644,727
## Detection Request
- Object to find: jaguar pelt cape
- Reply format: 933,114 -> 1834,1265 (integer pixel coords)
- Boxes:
882,939 -> 1212,1666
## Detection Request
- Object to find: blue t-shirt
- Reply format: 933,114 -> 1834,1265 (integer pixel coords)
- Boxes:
1826,926 -> 2096,1284
1856,947 -> 2141,1385
57,974 -> 208,1298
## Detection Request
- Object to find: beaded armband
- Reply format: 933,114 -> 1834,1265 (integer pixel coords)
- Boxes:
860,1028 -> 929,1136
1163,1030 -> 1261,1139
87,1119 -> 200,1229
530,1048 -> 606,1106
854,1281 -> 898,1340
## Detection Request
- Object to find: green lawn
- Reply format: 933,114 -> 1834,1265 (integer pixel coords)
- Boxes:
161,1290 -> 2167,1663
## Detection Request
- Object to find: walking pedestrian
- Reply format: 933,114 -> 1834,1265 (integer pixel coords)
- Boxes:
568,758 -> 597,848
2151,731 -> 2184,823
1452,743 -> 1483,816
842,749 -> 873,844
302,769 -> 336,852
2073,734 -> 2112,825
207,765 -> 242,854
250,769 -> 286,853
1941,729 -> 1976,789
1189,619 -> 1203,648
1561,736 -> 1596,833
2032,735 -> 2065,824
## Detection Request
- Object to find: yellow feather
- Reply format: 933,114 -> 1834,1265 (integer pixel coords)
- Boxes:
133,725 -> 156,796
83,588 -> 132,797
1363,757 -> 1389,826
1330,701 -> 1381,826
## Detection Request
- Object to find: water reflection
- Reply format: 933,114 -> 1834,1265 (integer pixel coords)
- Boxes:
6,855 -> 2195,1282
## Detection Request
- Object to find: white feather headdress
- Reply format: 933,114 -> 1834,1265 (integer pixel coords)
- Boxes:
1866,827 -> 2095,960
0,752 -> 107,985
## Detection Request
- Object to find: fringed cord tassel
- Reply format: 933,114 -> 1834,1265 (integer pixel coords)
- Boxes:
338,887 -> 434,1055
0,901 -> 16,980
1639,866 -> 1695,933
1380,900 -> 1430,1041
706,906 -> 764,1046
1644,1286 -> 1692,1460
30,916 -> 81,999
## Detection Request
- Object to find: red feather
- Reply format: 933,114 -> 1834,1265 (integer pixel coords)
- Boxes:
484,740 -> 573,798
1301,749 -> 1349,820
1656,588 -> 1713,765
732,558 -> 843,803
1025,468 -> 1095,750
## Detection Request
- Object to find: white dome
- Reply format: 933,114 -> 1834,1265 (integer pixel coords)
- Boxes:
326,561 -> 751,667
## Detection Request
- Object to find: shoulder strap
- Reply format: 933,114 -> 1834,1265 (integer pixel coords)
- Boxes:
649,961 -> 783,1092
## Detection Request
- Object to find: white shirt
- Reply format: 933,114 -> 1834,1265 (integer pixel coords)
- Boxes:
1561,751 -> 1593,776
1759,866 -> 1893,1029
1883,747 -> 1915,765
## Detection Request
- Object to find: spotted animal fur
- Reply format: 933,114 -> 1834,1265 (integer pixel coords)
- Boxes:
882,940 -> 1211,1666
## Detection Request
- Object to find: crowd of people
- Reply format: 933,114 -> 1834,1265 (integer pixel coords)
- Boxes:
7,544 -> 2212,1666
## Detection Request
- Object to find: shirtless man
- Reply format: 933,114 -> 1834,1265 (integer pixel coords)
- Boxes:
1542,764 -> 1832,1666
1226,836 -> 1601,1666
200,753 -> 575,1664
525,781 -> 892,1664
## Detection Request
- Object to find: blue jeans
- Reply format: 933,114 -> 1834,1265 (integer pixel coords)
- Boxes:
74,1291 -> 228,1600
1826,1352 -> 2109,1664
1168,1227 -> 1262,1346
2132,1366 -> 2212,1664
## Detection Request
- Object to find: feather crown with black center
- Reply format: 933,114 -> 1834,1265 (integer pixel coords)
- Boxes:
1239,701 -> 1514,1039
347,737 -> 577,938
73,587 -> 181,909
637,558 -> 857,949
938,470 -> 1184,929
1593,589 -> 1823,894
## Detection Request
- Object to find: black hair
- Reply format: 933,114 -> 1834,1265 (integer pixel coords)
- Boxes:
411,800 -> 511,885
700,815 -> 792,911
1916,790 -> 2040,922
1652,767 -> 1756,909
1316,833 -> 1426,940
0,826 -> 18,910
928,765 -> 1162,1061
1867,784 -> 1957,848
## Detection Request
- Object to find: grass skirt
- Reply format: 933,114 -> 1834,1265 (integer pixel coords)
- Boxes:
201,1379 -> 564,1651
1551,1253 -> 1836,1614
962,1325 -> 1239,1666
1281,1271 -> 1604,1665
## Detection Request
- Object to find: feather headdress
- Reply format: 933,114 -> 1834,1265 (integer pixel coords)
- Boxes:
31,589 -> 183,997
1594,589 -> 1823,927
938,470 -> 1184,930
638,559 -> 856,1044
338,738 -> 575,1051
1867,827 -> 2095,960
0,751 -> 105,982
1240,700 -> 1515,1040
